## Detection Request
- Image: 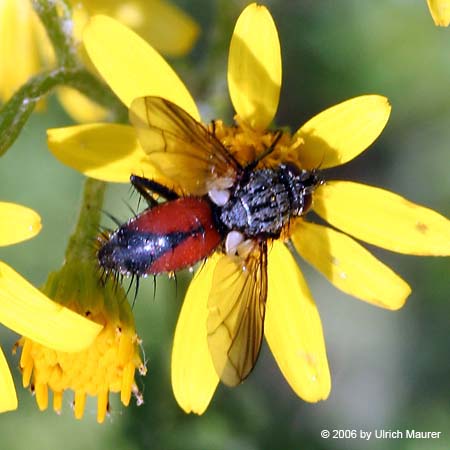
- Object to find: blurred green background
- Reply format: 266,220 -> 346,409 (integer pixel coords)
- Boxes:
0,0 -> 449,449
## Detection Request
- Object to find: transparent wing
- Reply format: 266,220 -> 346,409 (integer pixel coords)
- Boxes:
207,242 -> 268,386
129,96 -> 241,195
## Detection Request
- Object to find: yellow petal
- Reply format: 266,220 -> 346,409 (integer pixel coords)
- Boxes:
228,3 -> 281,130
112,0 -> 200,56
294,96 -> 391,169
292,221 -> 411,310
0,262 -> 102,351
0,0 -> 53,101
0,202 -> 41,246
47,124 -> 161,182
0,346 -> 17,412
171,255 -> 220,414
79,0 -> 199,57
265,241 -> 331,402
83,15 -> 199,119
427,0 -> 450,26
57,87 -> 109,123
314,181 -> 450,255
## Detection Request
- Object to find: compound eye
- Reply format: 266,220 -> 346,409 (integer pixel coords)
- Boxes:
280,162 -> 302,176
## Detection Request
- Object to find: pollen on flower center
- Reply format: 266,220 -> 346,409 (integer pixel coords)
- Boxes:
17,308 -> 146,423
209,116 -> 300,169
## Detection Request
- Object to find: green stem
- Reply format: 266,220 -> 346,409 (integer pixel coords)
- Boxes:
65,178 -> 106,263
32,0 -> 76,67
0,67 -> 127,155
41,177 -> 110,309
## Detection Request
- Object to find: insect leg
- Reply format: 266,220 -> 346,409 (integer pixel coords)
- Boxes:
130,175 -> 179,206
245,130 -> 283,171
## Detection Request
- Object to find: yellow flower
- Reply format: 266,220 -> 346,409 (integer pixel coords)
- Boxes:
77,0 -> 200,57
0,201 -> 102,413
0,0 -> 53,102
0,0 -> 199,121
18,260 -> 146,423
427,0 -> 450,26
46,3 -> 450,415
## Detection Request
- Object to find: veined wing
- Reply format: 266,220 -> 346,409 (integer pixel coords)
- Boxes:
207,242 -> 268,386
129,96 -> 241,196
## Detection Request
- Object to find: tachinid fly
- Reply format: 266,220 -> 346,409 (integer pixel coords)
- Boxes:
97,96 -> 322,386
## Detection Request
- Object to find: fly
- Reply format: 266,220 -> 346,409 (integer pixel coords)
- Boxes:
97,96 -> 322,386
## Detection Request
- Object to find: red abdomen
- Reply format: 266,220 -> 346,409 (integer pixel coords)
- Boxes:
98,197 -> 222,277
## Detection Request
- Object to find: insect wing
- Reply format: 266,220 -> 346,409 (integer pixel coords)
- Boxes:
207,242 -> 268,386
129,96 -> 240,196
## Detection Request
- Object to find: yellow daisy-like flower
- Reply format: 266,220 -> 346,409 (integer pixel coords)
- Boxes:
77,0 -> 199,57
0,201 -> 102,413
0,0 -> 53,102
0,0 -> 199,121
47,4 -> 450,415
427,0 -> 450,26
18,260 -> 146,423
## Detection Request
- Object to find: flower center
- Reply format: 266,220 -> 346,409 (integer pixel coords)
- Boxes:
210,116 -> 299,169
17,309 -> 146,423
